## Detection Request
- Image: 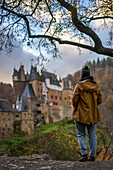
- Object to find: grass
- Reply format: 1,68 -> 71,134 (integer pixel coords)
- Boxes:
0,136 -> 29,149
41,124 -> 59,133
0,122 -> 77,150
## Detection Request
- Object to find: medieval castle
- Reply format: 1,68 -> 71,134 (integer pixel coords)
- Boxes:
0,65 -> 73,137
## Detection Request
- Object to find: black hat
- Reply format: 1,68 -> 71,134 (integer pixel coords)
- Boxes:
81,66 -> 90,78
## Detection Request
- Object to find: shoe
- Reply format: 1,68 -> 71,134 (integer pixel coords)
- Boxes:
79,155 -> 88,162
88,156 -> 95,161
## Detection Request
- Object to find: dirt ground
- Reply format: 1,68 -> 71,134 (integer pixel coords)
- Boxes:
0,154 -> 113,170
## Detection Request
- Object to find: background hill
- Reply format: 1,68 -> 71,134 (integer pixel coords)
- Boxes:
0,82 -> 13,106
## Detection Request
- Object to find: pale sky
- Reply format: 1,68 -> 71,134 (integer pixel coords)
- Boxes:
0,43 -> 104,85
0,20 -> 112,85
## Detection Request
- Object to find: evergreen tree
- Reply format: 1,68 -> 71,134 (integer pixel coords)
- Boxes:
97,58 -> 100,67
84,57 -> 113,70
101,58 -> 106,68
106,57 -> 113,67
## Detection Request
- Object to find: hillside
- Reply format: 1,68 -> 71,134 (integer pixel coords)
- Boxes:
1,121 -> 113,161
0,82 -> 13,106
0,118 -> 113,169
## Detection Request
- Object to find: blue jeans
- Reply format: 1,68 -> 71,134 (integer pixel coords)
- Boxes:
76,121 -> 97,157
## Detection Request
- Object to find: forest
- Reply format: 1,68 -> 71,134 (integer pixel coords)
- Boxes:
0,82 -> 13,106
85,57 -> 113,70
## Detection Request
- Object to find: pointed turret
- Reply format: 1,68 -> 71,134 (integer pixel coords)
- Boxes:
12,68 -> 19,81
19,65 -> 25,81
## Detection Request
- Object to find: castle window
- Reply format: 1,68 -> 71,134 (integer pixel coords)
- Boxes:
55,96 -> 57,99
60,97 -> 62,100
51,95 -> 53,99
24,113 -> 26,116
68,96 -> 71,100
16,115 -> 19,117
53,102 -> 58,105
8,119 -> 10,121
5,124 -> 7,127
65,97 -> 66,100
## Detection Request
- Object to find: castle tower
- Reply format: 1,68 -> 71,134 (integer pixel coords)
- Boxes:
12,65 -> 27,109
19,65 -> 25,81
12,68 -> 19,81
62,78 -> 73,108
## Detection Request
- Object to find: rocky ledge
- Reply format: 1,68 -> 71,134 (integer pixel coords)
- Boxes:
0,154 -> 113,170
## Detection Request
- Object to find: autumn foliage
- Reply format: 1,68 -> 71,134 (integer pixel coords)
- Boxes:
0,82 -> 13,106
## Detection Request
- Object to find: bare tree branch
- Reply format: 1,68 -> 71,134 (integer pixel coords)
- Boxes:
57,0 -> 113,56
12,0 -> 23,9
89,16 -> 113,21
30,0 -> 42,16
0,0 -> 113,57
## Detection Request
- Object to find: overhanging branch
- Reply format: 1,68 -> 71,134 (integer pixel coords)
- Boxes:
89,16 -> 113,21
1,0 -> 113,57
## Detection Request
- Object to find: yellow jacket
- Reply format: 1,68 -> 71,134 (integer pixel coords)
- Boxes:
72,79 -> 102,124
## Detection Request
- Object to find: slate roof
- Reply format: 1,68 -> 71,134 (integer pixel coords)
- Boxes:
13,68 -> 18,76
29,66 -> 41,81
13,66 -> 30,81
0,99 -> 13,112
42,71 -> 61,87
27,84 -> 37,99
13,68 -> 22,81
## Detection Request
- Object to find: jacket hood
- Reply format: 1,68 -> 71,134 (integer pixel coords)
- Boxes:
78,79 -> 98,92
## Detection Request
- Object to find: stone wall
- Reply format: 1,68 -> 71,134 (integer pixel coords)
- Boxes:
62,89 -> 73,108
0,112 -> 14,137
21,111 -> 34,136
39,103 -> 72,124
47,89 -> 62,107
